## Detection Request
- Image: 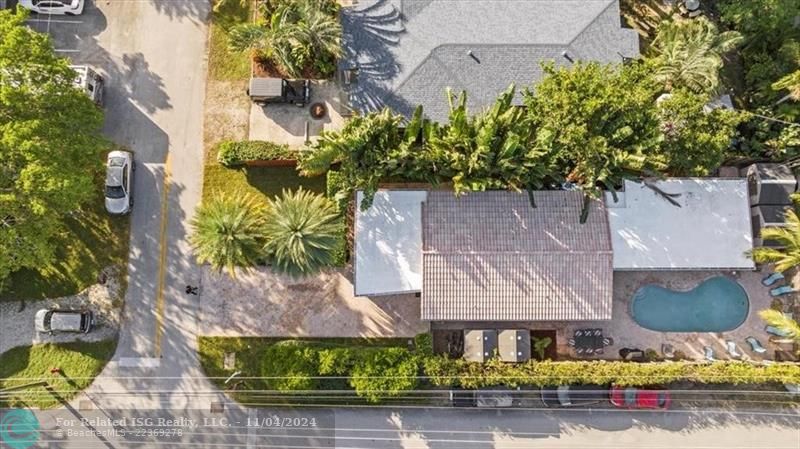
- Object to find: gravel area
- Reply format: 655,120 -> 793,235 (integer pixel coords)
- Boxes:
0,267 -> 123,354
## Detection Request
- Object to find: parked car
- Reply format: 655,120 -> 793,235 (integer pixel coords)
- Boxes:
610,387 -> 671,409
35,309 -> 94,334
70,65 -> 104,106
104,150 -> 134,215
247,77 -> 310,106
541,385 -> 608,407
19,0 -> 84,15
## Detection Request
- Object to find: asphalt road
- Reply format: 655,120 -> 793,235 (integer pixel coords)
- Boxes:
29,0 -> 218,406
5,404 -> 799,448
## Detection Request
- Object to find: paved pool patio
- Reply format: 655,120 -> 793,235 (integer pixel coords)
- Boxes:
558,269 -> 788,361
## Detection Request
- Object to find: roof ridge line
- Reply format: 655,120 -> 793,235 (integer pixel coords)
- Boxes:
566,0 -> 617,48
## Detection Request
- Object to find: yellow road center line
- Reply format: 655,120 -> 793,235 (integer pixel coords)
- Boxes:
153,152 -> 172,358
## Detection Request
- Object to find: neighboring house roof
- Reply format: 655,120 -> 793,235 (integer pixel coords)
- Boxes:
606,179 -> 755,270
746,163 -> 796,206
341,0 -> 640,122
354,190 -> 428,295
421,191 -> 614,321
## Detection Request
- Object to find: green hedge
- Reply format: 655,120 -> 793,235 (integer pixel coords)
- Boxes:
217,140 -> 296,166
422,356 -> 800,389
258,340 -> 420,402
325,170 -> 349,212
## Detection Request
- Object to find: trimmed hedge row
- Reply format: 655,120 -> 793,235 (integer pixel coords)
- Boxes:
422,356 -> 800,389
259,340 -> 421,403
217,140 -> 296,166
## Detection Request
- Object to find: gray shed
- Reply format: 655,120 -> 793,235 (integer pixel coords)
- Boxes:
463,330 -> 498,363
751,204 -> 794,247
498,329 -> 531,363
744,163 -> 796,206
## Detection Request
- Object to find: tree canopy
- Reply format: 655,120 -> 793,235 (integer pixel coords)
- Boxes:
0,9 -> 106,289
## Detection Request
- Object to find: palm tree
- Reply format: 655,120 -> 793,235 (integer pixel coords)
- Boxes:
651,18 -> 743,93
773,70 -> 800,105
748,208 -> 800,272
759,309 -> 800,342
228,0 -> 341,77
190,194 -> 266,277
262,189 -> 340,277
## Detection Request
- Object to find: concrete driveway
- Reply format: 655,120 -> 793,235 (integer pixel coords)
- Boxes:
199,266 -> 428,338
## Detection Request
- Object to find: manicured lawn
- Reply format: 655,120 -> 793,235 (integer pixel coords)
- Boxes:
0,340 -> 117,409
1,187 -> 130,302
209,0 -> 252,81
202,163 -> 326,203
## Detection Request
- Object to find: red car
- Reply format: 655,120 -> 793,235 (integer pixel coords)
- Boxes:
610,387 -> 671,409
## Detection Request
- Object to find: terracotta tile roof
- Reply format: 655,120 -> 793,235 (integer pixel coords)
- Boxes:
421,191 -> 613,321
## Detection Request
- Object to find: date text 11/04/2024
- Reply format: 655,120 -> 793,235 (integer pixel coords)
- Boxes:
204,416 -> 319,428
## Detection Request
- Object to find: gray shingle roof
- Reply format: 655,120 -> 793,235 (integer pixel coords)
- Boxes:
421,191 -> 614,321
341,0 -> 640,122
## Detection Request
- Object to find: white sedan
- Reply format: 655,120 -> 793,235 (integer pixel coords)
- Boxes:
19,0 -> 85,16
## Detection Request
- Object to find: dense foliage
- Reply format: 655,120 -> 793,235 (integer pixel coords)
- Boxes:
241,336 -> 800,404
301,62 -> 741,207
718,0 -> 800,157
229,0 -> 341,77
0,9 -> 107,291
216,140 -> 295,166
748,204 -> 800,272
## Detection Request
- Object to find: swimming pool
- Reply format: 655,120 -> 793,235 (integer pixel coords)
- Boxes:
631,276 -> 749,332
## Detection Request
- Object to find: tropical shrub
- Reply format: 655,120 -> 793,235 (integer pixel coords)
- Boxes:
759,309 -> 800,343
650,17 -> 742,94
655,90 -> 743,175
260,341 -> 320,390
748,207 -> 800,272
262,189 -> 341,276
348,348 -> 420,403
190,194 -> 267,277
522,62 -> 666,196
325,170 -> 349,212
216,140 -> 295,166
229,0 -> 341,77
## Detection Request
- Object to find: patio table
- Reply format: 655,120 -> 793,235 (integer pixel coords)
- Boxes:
572,328 -> 605,356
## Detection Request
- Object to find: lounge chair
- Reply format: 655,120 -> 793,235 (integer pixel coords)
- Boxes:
746,336 -> 767,354
762,272 -> 785,286
725,340 -> 741,358
704,346 -> 715,361
766,325 -> 792,337
770,286 -> 797,297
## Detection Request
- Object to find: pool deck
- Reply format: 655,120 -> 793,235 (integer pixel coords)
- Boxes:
556,269 -> 792,361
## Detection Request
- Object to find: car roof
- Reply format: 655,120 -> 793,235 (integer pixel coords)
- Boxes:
106,166 -> 124,187
50,312 -> 83,330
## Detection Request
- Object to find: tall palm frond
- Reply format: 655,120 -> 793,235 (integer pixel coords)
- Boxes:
773,70 -> 800,104
748,208 -> 800,272
190,194 -> 266,278
759,309 -> 800,342
651,17 -> 743,93
262,189 -> 341,277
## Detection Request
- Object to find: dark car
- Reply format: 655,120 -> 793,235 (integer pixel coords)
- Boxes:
248,77 -> 311,106
541,385 -> 608,407
610,387 -> 671,409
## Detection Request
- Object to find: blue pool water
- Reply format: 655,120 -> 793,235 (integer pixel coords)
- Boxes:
631,276 -> 749,332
